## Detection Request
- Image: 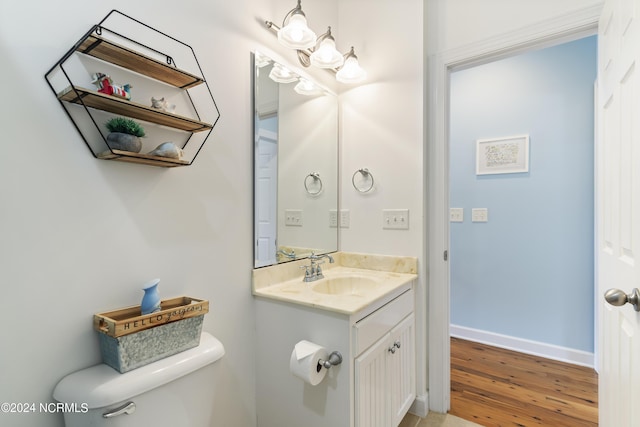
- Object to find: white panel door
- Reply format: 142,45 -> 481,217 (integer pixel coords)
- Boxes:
388,314 -> 415,427
355,335 -> 388,427
597,0 -> 640,425
255,129 -> 278,267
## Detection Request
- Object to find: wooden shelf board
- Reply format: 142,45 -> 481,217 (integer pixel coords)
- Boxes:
58,86 -> 212,133
98,149 -> 191,167
78,34 -> 204,89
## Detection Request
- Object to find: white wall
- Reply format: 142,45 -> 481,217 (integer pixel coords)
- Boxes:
337,0 -> 427,408
0,1 -> 304,426
425,0 -> 603,54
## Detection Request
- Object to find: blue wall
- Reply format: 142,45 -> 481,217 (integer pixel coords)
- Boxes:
450,36 -> 597,353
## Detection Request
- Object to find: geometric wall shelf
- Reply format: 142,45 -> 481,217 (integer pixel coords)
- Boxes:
45,10 -> 220,167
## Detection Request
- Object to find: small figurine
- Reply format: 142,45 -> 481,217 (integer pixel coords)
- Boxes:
91,73 -> 132,100
147,142 -> 184,159
150,97 -> 176,113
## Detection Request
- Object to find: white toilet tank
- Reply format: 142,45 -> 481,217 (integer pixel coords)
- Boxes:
53,332 -> 224,427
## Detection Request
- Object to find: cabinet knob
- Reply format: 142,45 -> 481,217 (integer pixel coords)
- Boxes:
388,346 -> 396,354
394,340 -> 401,349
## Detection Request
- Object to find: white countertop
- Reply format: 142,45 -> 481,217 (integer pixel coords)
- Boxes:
252,253 -> 418,314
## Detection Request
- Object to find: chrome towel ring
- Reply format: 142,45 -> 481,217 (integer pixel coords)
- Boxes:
304,172 -> 323,195
352,168 -> 374,193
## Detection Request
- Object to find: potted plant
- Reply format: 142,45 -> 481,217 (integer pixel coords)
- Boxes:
105,117 -> 146,153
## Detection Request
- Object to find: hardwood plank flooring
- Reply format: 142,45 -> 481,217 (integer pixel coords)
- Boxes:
449,338 -> 598,427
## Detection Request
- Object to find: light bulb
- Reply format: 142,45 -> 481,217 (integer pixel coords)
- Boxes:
278,13 -> 316,49
336,49 -> 366,84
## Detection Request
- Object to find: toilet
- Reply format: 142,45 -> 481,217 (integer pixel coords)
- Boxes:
53,332 -> 224,426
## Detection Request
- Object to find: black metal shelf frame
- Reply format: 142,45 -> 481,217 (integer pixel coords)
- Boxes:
45,9 -> 220,167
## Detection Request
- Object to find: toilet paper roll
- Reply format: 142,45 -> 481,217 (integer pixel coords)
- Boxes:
289,340 -> 329,386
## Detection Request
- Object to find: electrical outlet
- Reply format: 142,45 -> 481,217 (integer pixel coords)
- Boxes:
471,208 -> 488,222
382,209 -> 409,230
329,210 -> 338,228
450,208 -> 464,222
340,209 -> 350,228
285,209 -> 303,226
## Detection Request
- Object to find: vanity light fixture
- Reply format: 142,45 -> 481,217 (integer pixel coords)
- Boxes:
277,0 -> 316,50
294,78 -> 324,96
268,63 -> 298,84
310,27 -> 344,69
336,47 -> 367,84
265,0 -> 366,84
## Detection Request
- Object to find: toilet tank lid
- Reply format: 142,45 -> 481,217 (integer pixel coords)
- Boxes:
53,332 -> 224,409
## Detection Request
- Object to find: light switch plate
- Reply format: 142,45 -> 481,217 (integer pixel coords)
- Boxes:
383,209 -> 410,230
450,208 -> 464,222
329,209 -> 338,228
340,209 -> 350,228
471,208 -> 488,222
285,209 -> 303,226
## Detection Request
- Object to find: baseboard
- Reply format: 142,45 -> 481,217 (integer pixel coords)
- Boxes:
409,392 -> 429,418
450,324 -> 594,368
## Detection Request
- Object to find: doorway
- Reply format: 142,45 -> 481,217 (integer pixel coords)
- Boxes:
426,8 -> 601,413
448,36 -> 597,364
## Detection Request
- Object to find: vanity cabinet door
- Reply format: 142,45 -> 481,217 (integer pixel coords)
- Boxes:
355,333 -> 389,427
388,314 -> 415,427
354,313 -> 416,427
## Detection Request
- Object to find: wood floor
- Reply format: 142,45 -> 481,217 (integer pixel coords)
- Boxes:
450,337 -> 598,427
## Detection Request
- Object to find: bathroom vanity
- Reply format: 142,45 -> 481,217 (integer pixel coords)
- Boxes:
253,252 -> 417,427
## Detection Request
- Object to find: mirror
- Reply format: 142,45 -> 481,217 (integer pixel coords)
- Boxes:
253,51 -> 339,268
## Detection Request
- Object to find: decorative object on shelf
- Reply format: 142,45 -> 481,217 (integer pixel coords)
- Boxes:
150,97 -> 176,114
44,10 -> 220,167
264,0 -> 366,84
147,142 -> 184,159
105,117 -> 145,153
141,278 -> 161,315
352,168 -> 375,193
91,72 -> 132,100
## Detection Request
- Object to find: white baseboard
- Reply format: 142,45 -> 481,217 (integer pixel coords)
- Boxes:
409,392 -> 429,418
450,324 -> 594,368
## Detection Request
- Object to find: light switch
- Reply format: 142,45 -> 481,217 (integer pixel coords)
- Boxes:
329,210 -> 338,228
383,209 -> 410,230
285,209 -> 303,226
340,209 -> 350,228
471,208 -> 488,222
450,208 -> 464,222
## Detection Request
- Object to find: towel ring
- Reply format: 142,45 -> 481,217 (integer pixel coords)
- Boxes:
304,172 -> 323,195
352,168 -> 374,193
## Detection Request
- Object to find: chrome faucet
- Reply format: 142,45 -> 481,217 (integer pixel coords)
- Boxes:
300,253 -> 335,282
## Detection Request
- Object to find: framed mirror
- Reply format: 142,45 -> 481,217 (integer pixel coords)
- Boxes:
253,51 -> 338,268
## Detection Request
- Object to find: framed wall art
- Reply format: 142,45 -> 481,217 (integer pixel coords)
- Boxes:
476,134 -> 529,175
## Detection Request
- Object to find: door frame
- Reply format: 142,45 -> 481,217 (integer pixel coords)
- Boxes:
426,4 -> 602,413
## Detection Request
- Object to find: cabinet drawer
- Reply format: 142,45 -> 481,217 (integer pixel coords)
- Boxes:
353,289 -> 414,356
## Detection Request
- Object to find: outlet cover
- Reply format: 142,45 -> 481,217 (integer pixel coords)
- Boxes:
285,209 -> 303,226
383,209 -> 410,230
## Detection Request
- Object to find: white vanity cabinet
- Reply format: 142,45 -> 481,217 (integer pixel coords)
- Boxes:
354,290 -> 415,427
254,279 -> 416,427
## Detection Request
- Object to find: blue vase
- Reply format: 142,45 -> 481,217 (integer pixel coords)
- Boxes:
141,278 -> 161,315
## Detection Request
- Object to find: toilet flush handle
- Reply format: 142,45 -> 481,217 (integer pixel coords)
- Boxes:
103,401 -> 136,418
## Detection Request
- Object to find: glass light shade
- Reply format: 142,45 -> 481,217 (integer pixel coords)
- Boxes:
294,78 -> 324,96
336,55 -> 366,84
278,13 -> 317,50
310,37 -> 344,69
269,63 -> 298,84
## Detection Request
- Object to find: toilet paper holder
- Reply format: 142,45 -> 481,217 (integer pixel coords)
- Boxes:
317,351 -> 343,370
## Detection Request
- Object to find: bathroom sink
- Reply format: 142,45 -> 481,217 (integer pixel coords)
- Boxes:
311,276 -> 382,296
